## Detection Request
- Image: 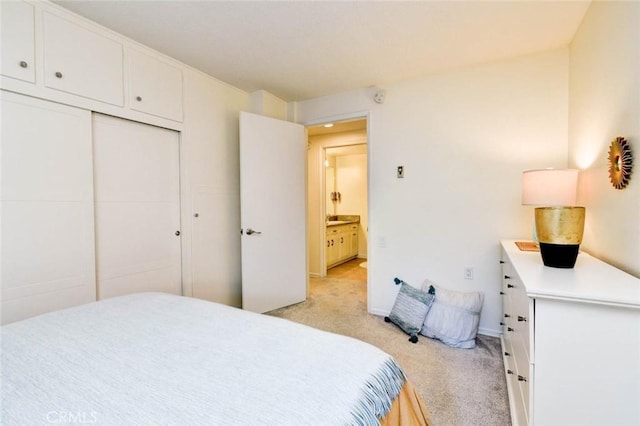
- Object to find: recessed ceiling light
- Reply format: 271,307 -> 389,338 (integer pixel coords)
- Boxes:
323,123 -> 334,128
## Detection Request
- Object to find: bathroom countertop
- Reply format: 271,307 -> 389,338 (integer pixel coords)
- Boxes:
326,215 -> 360,227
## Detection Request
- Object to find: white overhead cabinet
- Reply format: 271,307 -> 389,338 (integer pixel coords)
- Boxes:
129,49 -> 183,121
43,11 -> 124,106
0,0 -> 35,83
1,92 -> 96,324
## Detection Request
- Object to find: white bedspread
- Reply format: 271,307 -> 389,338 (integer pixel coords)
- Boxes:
1,293 -> 405,425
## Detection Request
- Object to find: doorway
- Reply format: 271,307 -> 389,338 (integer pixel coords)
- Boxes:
306,117 -> 368,285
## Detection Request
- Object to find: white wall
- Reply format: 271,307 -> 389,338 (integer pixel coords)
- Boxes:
569,1 -> 640,277
296,49 -> 570,335
249,90 -> 287,120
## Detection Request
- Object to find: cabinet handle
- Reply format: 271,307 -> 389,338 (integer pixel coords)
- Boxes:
504,313 -> 511,318
499,291 -> 505,295
504,352 -> 510,356
327,241 -> 330,247
500,260 -> 505,264
517,316 -> 527,322
55,71 -> 63,78
194,213 -> 199,218
175,230 -> 181,236
500,322 -> 505,326
518,375 -> 527,382
340,237 -> 343,243
507,284 -> 515,288
19,61 -> 28,68
507,327 -> 514,332
504,275 -> 511,279
331,240 -> 334,246
507,369 -> 514,375
136,96 -> 142,102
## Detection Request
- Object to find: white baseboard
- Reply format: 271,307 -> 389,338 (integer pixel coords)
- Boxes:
369,308 -> 388,317
478,327 -> 502,338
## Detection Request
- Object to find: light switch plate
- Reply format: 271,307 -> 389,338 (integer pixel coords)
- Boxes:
397,166 -> 404,178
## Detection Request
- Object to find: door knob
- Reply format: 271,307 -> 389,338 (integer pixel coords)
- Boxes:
246,228 -> 262,235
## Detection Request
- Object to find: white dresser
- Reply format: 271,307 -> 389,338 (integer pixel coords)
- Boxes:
500,240 -> 640,426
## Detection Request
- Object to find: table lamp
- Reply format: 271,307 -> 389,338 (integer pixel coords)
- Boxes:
522,169 -> 585,268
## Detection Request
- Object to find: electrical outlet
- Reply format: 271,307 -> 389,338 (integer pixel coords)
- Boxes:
397,166 -> 404,178
464,267 -> 474,280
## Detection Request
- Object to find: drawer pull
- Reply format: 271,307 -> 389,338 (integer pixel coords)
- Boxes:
517,316 -> 527,322
19,61 -> 28,68
500,322 -> 505,326
507,327 -> 514,332
504,313 -> 511,318
500,260 -> 505,264
55,71 -> 63,78
504,275 -> 511,279
500,291 -> 505,295
507,284 -> 515,288
504,352 -> 510,357
136,96 -> 143,102
518,375 -> 527,382
507,369 -> 514,375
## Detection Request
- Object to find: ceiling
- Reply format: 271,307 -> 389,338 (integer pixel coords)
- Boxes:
54,0 -> 591,102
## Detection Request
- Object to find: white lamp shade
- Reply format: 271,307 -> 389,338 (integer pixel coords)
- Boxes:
522,169 -> 579,206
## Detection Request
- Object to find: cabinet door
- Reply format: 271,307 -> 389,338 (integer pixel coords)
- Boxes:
92,114 -> 182,299
338,230 -> 350,261
1,92 -> 96,324
129,49 -> 183,121
0,0 -> 35,82
43,12 -> 123,106
349,225 -> 359,257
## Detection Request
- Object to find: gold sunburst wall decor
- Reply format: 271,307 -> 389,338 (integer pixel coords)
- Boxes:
608,137 -> 633,190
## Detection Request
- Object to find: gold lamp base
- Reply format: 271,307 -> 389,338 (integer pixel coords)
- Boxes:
535,207 -> 585,268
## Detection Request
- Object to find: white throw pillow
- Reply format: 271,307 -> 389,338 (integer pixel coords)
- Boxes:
420,281 -> 484,349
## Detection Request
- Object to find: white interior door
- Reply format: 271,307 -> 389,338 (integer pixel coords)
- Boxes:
92,114 -> 181,299
240,112 -> 307,313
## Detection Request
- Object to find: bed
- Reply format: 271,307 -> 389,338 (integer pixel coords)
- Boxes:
1,292 -> 430,425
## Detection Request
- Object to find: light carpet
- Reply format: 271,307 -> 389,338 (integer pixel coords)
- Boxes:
267,276 -> 511,426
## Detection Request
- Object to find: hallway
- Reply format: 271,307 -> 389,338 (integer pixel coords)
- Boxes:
326,258 -> 367,282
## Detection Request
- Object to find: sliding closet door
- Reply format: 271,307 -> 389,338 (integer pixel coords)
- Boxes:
92,114 -> 181,299
1,92 -> 96,324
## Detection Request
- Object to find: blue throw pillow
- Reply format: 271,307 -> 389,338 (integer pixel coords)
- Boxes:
385,281 -> 435,343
